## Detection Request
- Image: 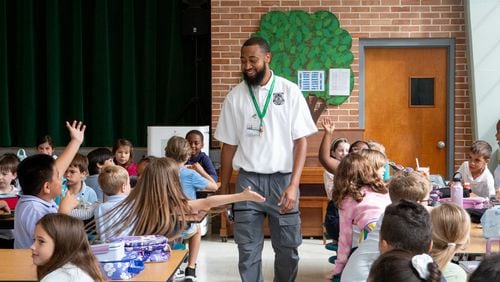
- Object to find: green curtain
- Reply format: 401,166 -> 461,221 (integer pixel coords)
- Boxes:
0,0 -> 206,147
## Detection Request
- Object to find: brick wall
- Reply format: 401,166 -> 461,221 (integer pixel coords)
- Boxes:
211,0 -> 470,169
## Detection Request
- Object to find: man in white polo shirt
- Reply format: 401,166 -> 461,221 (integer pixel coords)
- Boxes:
215,36 -> 317,282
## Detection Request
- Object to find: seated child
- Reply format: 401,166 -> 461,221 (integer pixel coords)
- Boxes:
349,140 -> 369,154
64,153 -> 98,206
330,153 -> 391,278
469,253 -> 500,281
318,119 -> 349,249
31,213 -> 105,281
14,121 -> 85,249
112,138 -> 137,176
367,200 -> 437,282
378,200 -> 432,255
93,165 -> 131,241
0,153 -> 20,195
457,140 -> 495,199
36,134 -> 57,159
165,136 -> 218,281
367,140 -> 390,181
95,157 -> 265,282
341,171 -> 433,282
165,136 -> 218,199
85,148 -> 114,202
368,249 -> 442,282
185,130 -> 218,182
136,156 -> 154,181
0,153 -> 20,247
430,203 -> 471,282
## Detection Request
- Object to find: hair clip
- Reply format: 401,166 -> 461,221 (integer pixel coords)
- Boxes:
447,242 -> 456,247
411,253 -> 433,279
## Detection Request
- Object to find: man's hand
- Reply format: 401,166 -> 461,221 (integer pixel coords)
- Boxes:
277,184 -> 299,214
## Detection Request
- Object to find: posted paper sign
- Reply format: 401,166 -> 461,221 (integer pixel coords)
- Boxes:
298,70 -> 324,92
329,68 -> 350,96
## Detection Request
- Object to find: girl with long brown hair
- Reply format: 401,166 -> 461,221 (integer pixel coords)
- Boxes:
31,213 -> 105,281
95,157 -> 265,240
330,152 -> 391,279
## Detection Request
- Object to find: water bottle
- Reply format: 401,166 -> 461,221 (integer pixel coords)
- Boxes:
450,172 -> 463,208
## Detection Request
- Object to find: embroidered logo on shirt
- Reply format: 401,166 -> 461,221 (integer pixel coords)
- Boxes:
273,92 -> 285,105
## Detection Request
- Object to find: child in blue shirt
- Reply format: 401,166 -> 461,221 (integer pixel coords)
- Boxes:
14,121 -> 85,249
64,153 -> 97,205
86,148 -> 114,202
165,136 -> 218,282
94,165 -> 131,241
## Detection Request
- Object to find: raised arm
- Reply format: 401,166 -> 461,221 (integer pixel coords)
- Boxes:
55,121 -> 86,177
319,119 -> 340,174
188,187 -> 265,212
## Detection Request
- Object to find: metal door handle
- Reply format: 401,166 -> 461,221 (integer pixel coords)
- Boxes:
437,141 -> 446,149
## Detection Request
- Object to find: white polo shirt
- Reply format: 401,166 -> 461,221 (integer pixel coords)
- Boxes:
215,72 -> 317,174
457,161 -> 495,198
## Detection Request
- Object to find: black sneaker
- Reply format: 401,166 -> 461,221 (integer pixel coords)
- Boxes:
185,266 -> 197,282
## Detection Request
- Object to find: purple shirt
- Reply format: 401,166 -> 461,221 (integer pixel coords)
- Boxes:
14,195 -> 58,249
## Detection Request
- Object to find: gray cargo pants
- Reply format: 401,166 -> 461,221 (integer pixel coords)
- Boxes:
233,169 -> 302,282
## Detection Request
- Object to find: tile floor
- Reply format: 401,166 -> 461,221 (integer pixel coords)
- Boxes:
178,234 -> 334,282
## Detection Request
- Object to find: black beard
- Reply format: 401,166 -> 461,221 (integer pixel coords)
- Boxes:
243,67 -> 267,87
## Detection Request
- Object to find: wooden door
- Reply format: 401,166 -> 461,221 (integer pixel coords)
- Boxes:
365,47 -> 447,176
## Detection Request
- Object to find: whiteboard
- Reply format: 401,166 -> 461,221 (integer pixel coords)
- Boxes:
147,126 -> 210,157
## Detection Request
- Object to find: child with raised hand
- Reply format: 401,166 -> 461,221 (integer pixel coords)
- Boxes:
185,130 -> 218,182
330,153 -> 391,279
36,135 -> 57,159
86,148 -> 114,202
368,249 -> 442,282
0,153 -> 20,195
319,119 -> 349,176
430,203 -> 471,282
341,170 -> 433,282
457,140 -> 495,199
31,213 -> 105,281
318,119 -> 350,250
14,121 -> 85,249
112,138 -> 137,176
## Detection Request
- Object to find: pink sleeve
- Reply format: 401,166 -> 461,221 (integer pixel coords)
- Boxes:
334,197 -> 355,275
126,163 -> 137,176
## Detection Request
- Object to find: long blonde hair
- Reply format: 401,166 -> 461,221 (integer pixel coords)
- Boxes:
92,157 -> 191,239
430,203 -> 471,270
37,214 -> 106,281
331,153 -> 387,208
